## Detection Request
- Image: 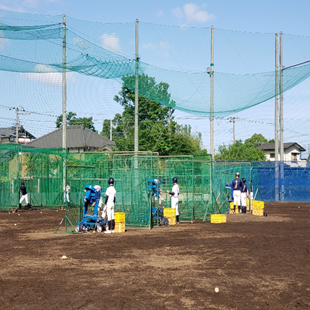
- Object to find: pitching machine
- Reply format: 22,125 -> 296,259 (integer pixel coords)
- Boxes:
76,184 -> 107,233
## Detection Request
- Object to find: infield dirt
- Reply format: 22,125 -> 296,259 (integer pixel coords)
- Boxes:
0,202 -> 309,310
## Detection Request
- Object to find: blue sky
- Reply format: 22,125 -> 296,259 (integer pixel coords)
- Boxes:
1,0 -> 310,155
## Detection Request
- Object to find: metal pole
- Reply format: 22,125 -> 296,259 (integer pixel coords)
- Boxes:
279,32 -> 284,162
62,13 -> 67,203
210,26 -> 214,159
134,19 -> 139,154
16,109 -> 19,144
168,107 -> 171,136
275,33 -> 279,161
275,33 -> 279,201
110,118 -> 113,141
279,31 -> 284,201
62,14 -> 67,150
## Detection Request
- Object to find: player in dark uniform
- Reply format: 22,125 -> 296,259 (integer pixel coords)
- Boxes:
241,178 -> 248,213
231,172 -> 242,213
19,182 -> 32,210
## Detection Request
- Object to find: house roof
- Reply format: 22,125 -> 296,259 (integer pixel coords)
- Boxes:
257,142 -> 306,152
26,125 -> 115,150
0,126 -> 36,139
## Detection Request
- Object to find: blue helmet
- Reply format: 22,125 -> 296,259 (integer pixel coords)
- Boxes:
108,177 -> 114,184
172,177 -> 177,183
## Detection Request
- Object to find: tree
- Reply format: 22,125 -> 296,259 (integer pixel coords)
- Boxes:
100,74 -> 207,155
56,112 -> 97,132
215,134 -> 267,161
244,133 -> 268,148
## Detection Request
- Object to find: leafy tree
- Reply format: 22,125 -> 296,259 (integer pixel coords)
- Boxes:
171,125 -> 208,155
244,133 -> 268,148
215,134 -> 267,161
100,74 -> 207,155
56,112 -> 97,132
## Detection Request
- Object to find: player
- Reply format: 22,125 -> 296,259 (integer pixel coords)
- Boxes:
19,182 -> 31,210
249,179 -> 254,200
104,177 -> 116,233
241,178 -> 248,213
65,183 -> 70,203
231,172 -> 242,214
167,177 -> 180,224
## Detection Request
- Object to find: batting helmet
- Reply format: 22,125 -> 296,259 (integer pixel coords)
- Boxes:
242,178 -> 246,183
108,177 -> 114,184
172,177 -> 177,183
235,172 -> 240,177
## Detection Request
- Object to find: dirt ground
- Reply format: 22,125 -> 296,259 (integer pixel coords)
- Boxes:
0,202 -> 310,310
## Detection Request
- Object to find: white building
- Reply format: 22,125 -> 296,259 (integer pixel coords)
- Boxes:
256,142 -> 306,161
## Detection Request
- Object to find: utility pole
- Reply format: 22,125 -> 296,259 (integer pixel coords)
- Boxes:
10,107 -> 30,143
228,116 -> 238,143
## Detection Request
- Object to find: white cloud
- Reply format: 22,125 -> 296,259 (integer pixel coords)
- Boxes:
159,41 -> 172,49
22,0 -> 40,8
100,33 -> 121,53
142,42 -> 156,50
73,37 -> 90,50
0,4 -> 24,12
156,9 -> 164,17
21,64 -> 76,86
172,7 -> 183,20
173,3 -> 215,23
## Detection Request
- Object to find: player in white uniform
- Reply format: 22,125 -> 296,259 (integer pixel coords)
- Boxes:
167,177 -> 180,224
104,177 -> 116,233
249,179 -> 254,200
65,184 -> 70,203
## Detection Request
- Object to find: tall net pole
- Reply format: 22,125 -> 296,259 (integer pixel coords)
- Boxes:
210,26 -> 214,159
279,31 -> 284,202
275,33 -> 279,201
134,19 -> 139,154
62,13 -> 67,203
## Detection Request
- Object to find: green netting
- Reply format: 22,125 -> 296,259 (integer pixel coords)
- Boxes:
0,9 -> 310,124
0,144 -> 66,209
157,155 -> 214,222
0,145 -> 222,231
212,161 -> 254,213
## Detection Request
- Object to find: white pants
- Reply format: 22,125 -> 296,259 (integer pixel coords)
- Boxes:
19,194 -> 29,204
250,192 -> 253,200
241,192 -> 247,207
106,202 -> 115,221
233,190 -> 241,206
171,197 -> 179,216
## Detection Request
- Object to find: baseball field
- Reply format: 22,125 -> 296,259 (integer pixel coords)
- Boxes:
0,202 -> 309,310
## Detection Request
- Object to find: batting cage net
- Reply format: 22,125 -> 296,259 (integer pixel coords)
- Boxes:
2,144 -> 310,232
0,145 -> 217,232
